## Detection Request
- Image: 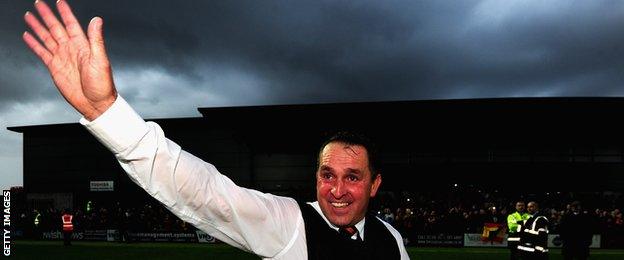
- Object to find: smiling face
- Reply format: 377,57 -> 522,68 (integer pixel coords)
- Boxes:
316,141 -> 382,227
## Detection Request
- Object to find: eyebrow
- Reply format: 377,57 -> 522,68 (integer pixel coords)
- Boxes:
319,165 -> 333,172
318,166 -> 363,175
346,168 -> 363,175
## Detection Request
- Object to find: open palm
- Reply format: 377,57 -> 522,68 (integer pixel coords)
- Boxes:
23,0 -> 117,120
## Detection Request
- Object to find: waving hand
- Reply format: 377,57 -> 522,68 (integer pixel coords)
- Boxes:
23,0 -> 117,121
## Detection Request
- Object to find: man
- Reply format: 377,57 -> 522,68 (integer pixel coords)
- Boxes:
517,201 -> 549,260
22,1 -> 409,259
382,208 -> 395,225
507,201 -> 530,260
61,209 -> 74,246
32,209 -> 41,239
559,201 -> 594,260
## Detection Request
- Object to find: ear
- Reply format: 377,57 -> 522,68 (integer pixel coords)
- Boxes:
369,173 -> 382,197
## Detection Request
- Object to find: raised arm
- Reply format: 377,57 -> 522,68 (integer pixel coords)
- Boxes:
23,1 -> 305,257
23,0 -> 116,121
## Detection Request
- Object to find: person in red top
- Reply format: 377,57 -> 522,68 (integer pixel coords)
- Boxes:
61,209 -> 74,246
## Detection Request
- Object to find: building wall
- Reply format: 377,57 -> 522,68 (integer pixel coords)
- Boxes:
14,98 -> 624,210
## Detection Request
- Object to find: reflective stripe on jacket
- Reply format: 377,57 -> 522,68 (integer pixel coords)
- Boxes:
62,214 -> 74,231
517,214 -> 549,254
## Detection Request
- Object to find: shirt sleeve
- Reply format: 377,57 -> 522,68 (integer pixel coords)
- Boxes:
507,214 -> 518,231
80,95 -> 302,258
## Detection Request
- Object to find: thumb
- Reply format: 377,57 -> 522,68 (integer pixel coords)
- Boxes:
87,17 -> 108,61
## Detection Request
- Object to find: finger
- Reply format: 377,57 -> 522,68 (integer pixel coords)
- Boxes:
34,0 -> 69,44
23,31 -> 53,65
88,17 -> 109,61
56,0 -> 86,41
24,11 -> 58,52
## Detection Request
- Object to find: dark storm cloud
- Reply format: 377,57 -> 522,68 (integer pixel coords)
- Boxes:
2,0 -> 624,106
86,0 -> 624,102
439,1 -> 624,97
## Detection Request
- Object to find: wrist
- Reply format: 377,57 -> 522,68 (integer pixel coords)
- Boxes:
84,94 -> 118,121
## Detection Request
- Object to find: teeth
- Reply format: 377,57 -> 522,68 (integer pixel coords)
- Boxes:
331,202 -> 349,208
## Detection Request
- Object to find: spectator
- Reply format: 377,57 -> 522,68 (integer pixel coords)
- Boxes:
560,201 -> 595,260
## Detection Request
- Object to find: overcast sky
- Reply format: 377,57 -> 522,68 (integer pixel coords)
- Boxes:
2,0 -> 624,191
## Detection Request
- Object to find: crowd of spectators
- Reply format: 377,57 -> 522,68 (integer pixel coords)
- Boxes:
373,188 -> 623,245
14,188 -> 624,246
16,201 -> 193,238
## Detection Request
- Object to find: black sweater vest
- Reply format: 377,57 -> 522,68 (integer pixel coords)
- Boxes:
299,203 -> 400,260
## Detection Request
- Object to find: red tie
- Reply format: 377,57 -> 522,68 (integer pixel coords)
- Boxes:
339,226 -> 359,240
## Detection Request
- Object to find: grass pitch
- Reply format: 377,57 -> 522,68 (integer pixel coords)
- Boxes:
10,240 -> 624,259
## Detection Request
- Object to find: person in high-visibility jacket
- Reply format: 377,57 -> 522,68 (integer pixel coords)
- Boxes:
517,201 -> 549,260
33,210 -> 41,239
33,210 -> 41,227
507,201 -> 530,260
61,209 -> 74,246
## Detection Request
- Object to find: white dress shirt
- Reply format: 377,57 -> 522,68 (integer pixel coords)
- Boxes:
80,95 -> 409,259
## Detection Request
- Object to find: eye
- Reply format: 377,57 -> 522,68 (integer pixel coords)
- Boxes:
320,171 -> 334,180
346,175 -> 359,182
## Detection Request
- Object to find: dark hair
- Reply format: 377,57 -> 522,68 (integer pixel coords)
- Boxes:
317,131 -> 380,178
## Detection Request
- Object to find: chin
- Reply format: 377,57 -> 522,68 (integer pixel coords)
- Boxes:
329,217 -> 351,227
329,212 -> 360,225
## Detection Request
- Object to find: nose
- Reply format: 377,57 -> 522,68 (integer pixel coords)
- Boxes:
331,180 -> 346,198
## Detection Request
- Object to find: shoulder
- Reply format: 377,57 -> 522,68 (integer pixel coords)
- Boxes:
535,215 -> 549,224
377,217 -> 405,244
302,201 -> 324,219
377,216 -> 409,258
300,201 -> 334,229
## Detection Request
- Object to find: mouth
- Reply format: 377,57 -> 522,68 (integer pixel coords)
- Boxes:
331,202 -> 351,208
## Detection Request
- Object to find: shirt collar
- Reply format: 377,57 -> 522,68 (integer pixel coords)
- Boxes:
309,201 -> 367,240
